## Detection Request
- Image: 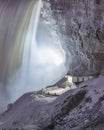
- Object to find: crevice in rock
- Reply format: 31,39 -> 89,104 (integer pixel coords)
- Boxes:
95,0 -> 101,5
54,89 -> 87,121
42,123 -> 55,130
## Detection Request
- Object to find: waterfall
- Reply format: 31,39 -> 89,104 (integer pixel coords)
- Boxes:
0,0 -> 67,106
21,0 -> 43,83
0,0 -> 42,82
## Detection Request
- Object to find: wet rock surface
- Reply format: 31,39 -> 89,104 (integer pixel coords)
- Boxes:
42,0 -> 104,75
0,76 -> 104,130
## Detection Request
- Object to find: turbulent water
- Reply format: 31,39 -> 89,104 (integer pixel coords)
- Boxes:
0,0 -> 67,112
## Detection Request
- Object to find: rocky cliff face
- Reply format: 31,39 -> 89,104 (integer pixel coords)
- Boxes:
42,0 -> 104,75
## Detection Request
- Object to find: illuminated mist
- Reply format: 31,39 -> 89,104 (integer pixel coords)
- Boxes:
0,0 -> 67,113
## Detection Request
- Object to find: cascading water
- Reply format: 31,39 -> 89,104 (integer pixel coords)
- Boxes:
19,0 -> 42,88
0,0 -> 67,112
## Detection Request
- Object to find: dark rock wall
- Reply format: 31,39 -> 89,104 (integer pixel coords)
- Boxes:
42,0 -> 104,76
